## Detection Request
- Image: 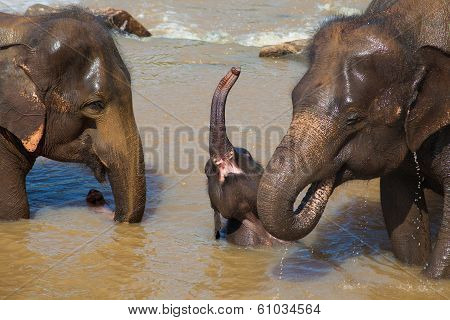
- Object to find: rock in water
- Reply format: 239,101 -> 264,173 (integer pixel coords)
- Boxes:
24,4 -> 151,38
86,189 -> 106,207
259,39 -> 309,58
93,8 -> 151,37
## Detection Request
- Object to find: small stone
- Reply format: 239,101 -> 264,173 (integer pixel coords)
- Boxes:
259,39 -> 309,58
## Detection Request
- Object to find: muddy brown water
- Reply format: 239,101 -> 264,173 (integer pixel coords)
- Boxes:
0,0 -> 449,299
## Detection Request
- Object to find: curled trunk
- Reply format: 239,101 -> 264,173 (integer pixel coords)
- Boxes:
257,130 -> 335,241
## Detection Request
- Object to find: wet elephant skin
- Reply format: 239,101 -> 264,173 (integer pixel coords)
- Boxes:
0,8 -> 146,222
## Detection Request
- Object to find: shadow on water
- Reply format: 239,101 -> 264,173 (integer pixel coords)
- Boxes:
276,191 -> 443,282
26,158 -> 164,220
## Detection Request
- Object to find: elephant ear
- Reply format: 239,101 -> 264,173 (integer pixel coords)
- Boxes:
0,45 -> 46,152
405,46 -> 450,152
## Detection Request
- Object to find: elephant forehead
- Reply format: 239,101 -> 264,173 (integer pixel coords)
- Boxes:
314,20 -> 399,59
85,57 -> 102,91
353,33 -> 391,56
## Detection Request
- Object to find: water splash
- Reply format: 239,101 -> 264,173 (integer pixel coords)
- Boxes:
274,246 -> 289,299
279,246 -> 289,280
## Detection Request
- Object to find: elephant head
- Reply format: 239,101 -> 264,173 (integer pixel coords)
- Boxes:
0,8 -> 146,222
258,16 -> 449,241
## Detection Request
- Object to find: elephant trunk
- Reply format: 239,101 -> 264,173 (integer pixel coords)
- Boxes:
209,67 -> 240,159
257,122 -> 335,241
90,107 -> 146,223
107,132 -> 146,223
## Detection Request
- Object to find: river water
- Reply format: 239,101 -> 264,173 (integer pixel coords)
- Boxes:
0,0 -> 449,299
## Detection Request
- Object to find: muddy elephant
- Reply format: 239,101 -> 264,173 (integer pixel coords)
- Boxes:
205,68 -> 283,246
257,0 -> 449,278
0,8 -> 146,222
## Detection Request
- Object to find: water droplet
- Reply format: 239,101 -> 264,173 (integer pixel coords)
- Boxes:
412,152 -> 424,207
274,246 -> 289,299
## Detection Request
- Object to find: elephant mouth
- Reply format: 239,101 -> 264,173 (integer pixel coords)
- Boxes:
85,152 -> 107,183
213,151 -> 243,183
295,177 -> 336,215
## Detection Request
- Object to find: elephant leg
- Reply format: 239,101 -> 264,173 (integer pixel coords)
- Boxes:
225,217 -> 274,246
214,209 -> 222,239
424,178 -> 450,278
380,172 -> 431,265
0,135 -> 33,220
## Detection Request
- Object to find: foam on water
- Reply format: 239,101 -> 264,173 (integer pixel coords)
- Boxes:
235,30 -> 311,47
150,3 -> 360,47
152,19 -> 313,47
151,8 -> 314,47
317,3 -> 363,16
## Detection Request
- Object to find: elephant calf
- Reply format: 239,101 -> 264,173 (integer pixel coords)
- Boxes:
205,68 -> 284,246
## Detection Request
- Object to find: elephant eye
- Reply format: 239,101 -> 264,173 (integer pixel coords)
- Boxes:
87,101 -> 105,112
81,101 -> 105,117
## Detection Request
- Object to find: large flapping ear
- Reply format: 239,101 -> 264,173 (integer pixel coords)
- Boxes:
0,45 -> 46,152
405,46 -> 450,152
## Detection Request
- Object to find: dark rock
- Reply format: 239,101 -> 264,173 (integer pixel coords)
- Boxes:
86,189 -> 106,207
93,8 -> 151,37
24,4 -> 151,38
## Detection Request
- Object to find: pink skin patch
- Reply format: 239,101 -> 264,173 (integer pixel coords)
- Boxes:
21,124 -> 44,152
213,151 -> 243,182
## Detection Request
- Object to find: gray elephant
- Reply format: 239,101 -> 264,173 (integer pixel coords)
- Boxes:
257,0 -> 449,278
0,7 -> 146,222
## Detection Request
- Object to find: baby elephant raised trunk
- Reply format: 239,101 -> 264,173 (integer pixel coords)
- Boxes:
209,67 -> 244,183
209,67 -> 240,159
205,67 -> 283,246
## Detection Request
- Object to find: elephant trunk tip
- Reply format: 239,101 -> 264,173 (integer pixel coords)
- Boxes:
215,67 -> 241,93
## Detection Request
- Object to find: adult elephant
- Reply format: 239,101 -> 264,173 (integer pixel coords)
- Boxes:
257,0 -> 449,278
0,8 -> 146,222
